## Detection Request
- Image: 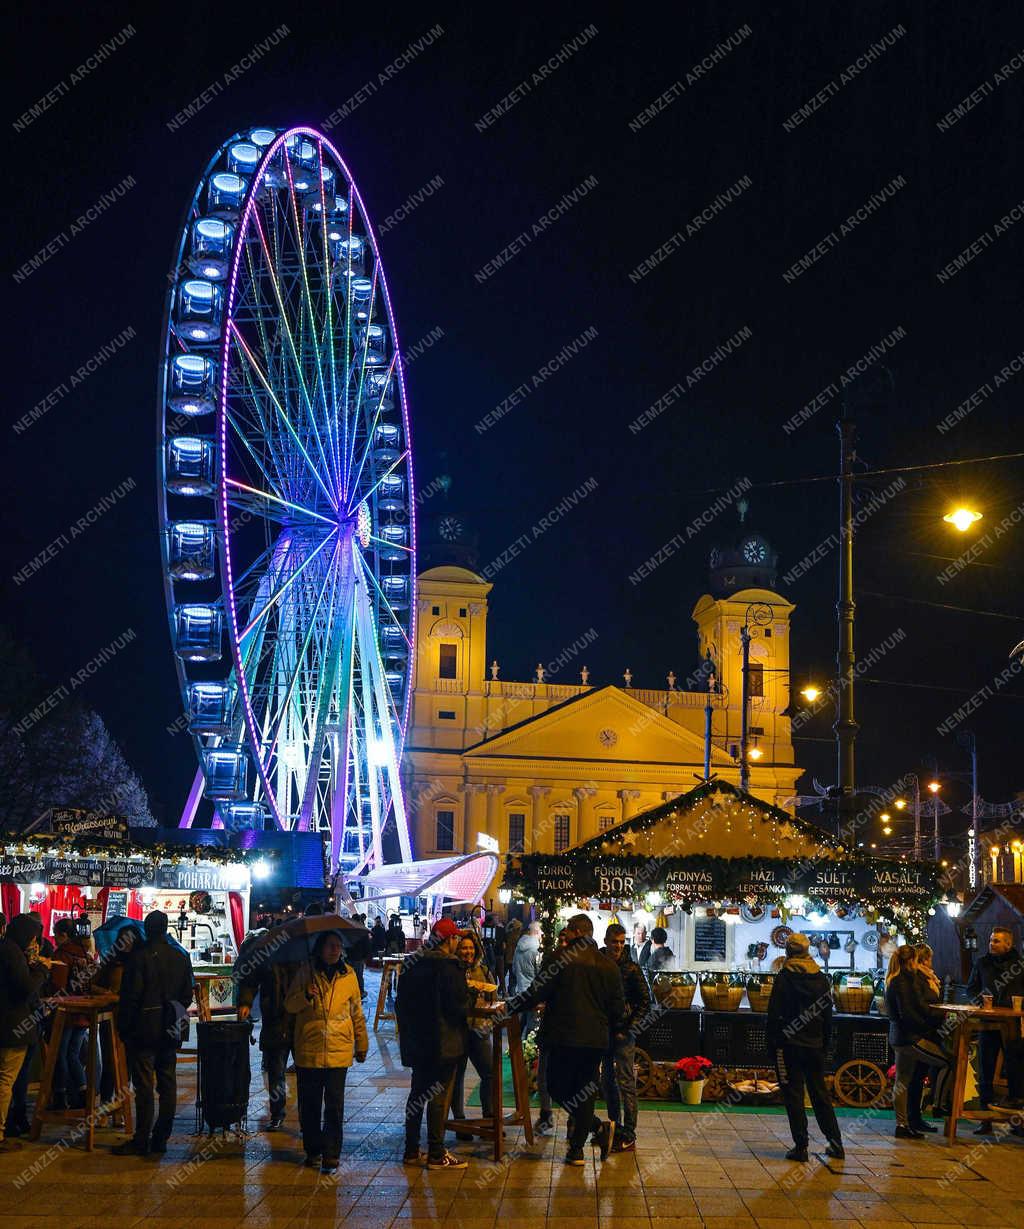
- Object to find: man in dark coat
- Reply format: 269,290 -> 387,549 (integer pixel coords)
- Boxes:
0,914 -> 47,1151
967,926 -> 1024,1123
512,913 -> 626,1165
766,932 -> 844,1162
114,911 -> 194,1156
237,950 -> 299,1130
396,918 -> 474,1170
599,922 -> 650,1151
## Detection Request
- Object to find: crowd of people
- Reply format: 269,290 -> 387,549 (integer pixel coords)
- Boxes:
1,906 -> 1022,1171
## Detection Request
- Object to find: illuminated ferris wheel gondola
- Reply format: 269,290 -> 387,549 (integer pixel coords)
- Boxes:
158,125 -> 415,877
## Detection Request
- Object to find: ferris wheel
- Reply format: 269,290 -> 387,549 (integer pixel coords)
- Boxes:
158,126 -> 415,877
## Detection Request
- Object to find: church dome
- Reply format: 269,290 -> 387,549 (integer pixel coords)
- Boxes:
708,497 -> 779,597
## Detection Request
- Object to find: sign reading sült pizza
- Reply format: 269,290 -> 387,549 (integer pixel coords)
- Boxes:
506,854 -> 939,902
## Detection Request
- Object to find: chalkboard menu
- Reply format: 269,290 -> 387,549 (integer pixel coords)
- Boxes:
693,917 -> 727,962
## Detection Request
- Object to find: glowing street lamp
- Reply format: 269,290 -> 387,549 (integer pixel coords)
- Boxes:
928,781 -> 941,794
800,684 -> 821,703
894,798 -> 907,810
748,745 -> 764,761
943,507 -> 982,532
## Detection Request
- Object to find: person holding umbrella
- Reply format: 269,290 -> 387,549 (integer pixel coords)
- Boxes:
285,930 -> 368,1173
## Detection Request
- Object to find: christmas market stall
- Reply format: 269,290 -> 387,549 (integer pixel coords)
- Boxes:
502,780 -> 944,1107
1,809 -> 289,1017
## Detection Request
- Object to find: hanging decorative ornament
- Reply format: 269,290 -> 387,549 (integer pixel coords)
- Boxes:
655,910 -> 668,929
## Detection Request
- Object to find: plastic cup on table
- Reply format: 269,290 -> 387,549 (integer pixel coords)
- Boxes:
1012,995 -> 1023,1012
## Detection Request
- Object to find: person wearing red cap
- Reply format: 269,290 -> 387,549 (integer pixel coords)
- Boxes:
396,918 -> 474,1169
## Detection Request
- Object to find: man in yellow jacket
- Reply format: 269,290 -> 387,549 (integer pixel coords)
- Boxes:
285,931 -> 368,1172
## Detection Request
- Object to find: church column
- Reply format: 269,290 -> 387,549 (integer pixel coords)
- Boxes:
485,784 -> 505,844
573,786 -> 597,842
461,783 -> 487,853
618,788 -> 641,822
528,785 -> 550,854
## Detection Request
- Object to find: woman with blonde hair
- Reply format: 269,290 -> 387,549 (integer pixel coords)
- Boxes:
885,944 -> 951,1138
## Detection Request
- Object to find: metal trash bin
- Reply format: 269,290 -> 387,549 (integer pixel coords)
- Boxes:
196,1020 -> 253,1134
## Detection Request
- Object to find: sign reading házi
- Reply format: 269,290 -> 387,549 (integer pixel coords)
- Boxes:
156,864 -> 250,892
733,865 -> 795,897
50,808 -> 128,841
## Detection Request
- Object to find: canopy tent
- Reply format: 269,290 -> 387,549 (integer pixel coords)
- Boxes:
355,852 -> 501,906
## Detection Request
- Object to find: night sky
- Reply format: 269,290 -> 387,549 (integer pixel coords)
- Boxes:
6,3 -> 1023,833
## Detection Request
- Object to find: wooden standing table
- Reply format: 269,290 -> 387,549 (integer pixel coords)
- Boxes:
935,1003 -> 1024,1144
31,993 -> 132,1151
447,1003 -> 534,1162
373,956 -> 404,1032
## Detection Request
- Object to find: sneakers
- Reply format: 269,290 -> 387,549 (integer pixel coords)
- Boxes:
595,1120 -> 615,1161
825,1140 -> 845,1160
427,1151 -> 468,1170
320,1158 -> 339,1174
303,1153 -> 322,1167
785,1145 -> 808,1162
564,1147 -> 586,1166
266,1115 -> 285,1131
909,1120 -> 938,1134
611,1137 -> 636,1153
402,1151 -> 426,1166
894,1126 -> 924,1140
534,1115 -> 555,1136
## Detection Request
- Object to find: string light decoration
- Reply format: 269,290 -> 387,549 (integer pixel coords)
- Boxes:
2,833 -> 279,870
502,779 -> 941,934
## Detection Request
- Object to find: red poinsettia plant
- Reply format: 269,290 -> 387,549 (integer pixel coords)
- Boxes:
675,1055 -> 713,1081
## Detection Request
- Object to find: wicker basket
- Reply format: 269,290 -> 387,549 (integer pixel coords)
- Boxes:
745,984 -> 773,1012
701,983 -> 745,1011
834,985 -> 873,1013
652,980 -> 697,1009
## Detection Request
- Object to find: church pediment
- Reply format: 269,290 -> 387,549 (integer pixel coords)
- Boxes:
464,685 -> 735,766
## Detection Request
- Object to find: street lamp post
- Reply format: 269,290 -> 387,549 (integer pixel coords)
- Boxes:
739,603 -> 772,794
835,417 -> 859,834
957,730 -> 979,890
928,781 -> 942,861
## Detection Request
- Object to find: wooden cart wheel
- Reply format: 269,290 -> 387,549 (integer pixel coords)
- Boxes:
634,1047 -> 654,1097
833,1059 -> 888,1108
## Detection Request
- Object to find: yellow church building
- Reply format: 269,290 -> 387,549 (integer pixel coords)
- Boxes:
401,508 -> 804,903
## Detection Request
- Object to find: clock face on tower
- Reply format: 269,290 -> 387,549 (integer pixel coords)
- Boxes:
742,536 -> 768,564
598,728 -> 618,749
438,515 -> 463,542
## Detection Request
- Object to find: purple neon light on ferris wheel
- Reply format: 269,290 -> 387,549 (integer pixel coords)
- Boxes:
158,124 -> 416,875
